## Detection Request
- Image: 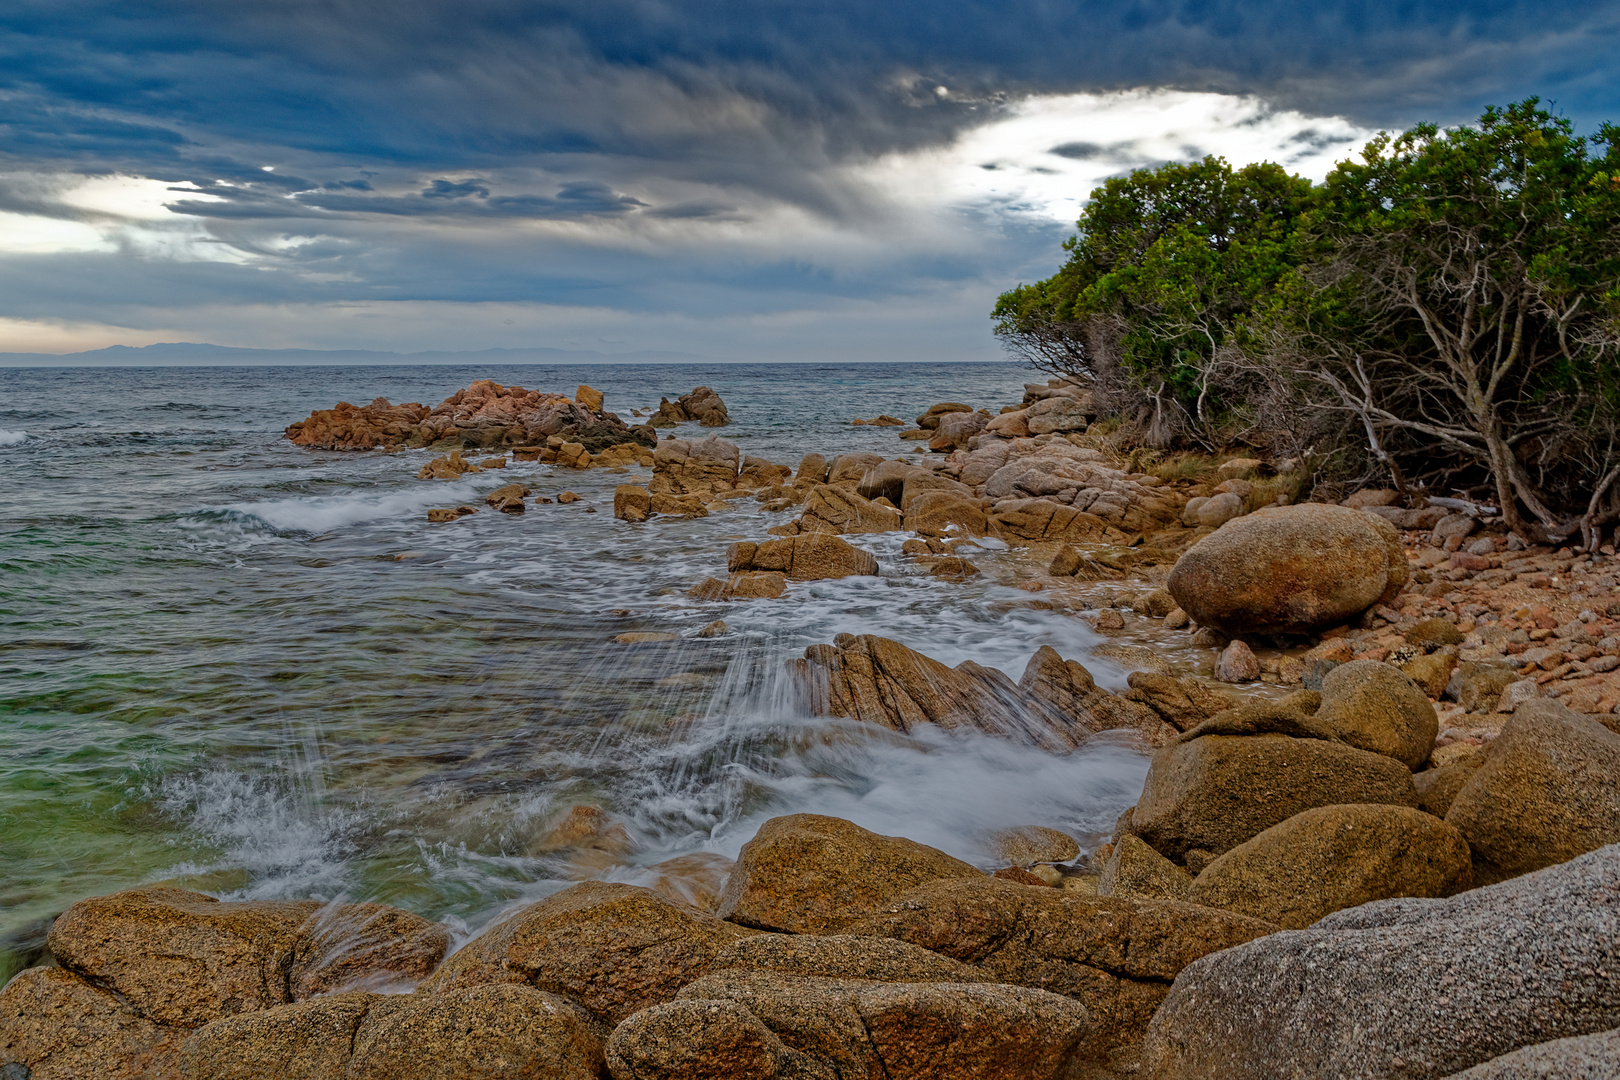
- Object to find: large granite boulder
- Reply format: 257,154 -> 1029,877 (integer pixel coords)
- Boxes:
420,881 -> 756,1024
1127,734 -> 1419,864
1443,1028 -> 1620,1079
1167,504 -> 1409,636
796,485 -> 902,534
1140,844 -> 1620,1080
44,888 -> 448,1028
902,491 -> 989,537
1315,660 -> 1440,770
0,966 -> 189,1080
1445,700 -> 1620,885
1025,395 -> 1090,434
650,434 -> 740,495
844,876 -> 1275,1049
650,386 -> 729,427
715,814 -> 982,934
915,402 -> 972,430
176,985 -> 604,1080
927,409 -> 991,451
727,535 -> 878,580
1185,803 -> 1473,928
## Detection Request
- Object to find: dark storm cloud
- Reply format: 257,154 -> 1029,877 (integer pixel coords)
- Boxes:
2,0 -> 1617,207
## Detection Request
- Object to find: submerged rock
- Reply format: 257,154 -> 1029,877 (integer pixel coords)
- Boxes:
1167,503 -> 1409,636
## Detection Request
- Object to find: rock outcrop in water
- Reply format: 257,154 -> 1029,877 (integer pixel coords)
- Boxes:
649,386 -> 729,427
286,380 -> 655,453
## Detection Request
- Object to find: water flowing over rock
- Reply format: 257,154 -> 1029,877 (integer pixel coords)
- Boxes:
1444,699 -> 1620,885
715,814 -> 983,935
1168,504 -> 1409,635
650,387 -> 730,427
844,876 -> 1275,1050
175,985 -> 604,1080
1140,844 -> 1620,1080
420,881 -> 757,1025
286,380 -> 652,452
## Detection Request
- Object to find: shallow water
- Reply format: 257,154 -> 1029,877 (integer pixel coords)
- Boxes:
0,361 -> 1185,971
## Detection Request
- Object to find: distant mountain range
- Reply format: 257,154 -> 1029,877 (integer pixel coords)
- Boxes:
0,342 -> 728,367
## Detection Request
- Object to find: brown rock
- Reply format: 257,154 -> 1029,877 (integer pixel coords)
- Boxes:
1129,735 -> 1419,863
1185,804 -> 1472,929
285,397 -> 431,451
1167,504 -> 1409,636
1401,650 -> 1457,699
44,888 -> 448,1029
689,571 -> 789,601
605,998 -> 833,1080
575,385 -> 604,411
1407,617 -> 1465,648
0,966 -> 188,1080
528,805 -> 633,858
1173,701 -> 1338,744
478,456 -> 507,468
715,814 -> 982,934
1214,640 -> 1260,682
614,632 -> 680,644
176,985 -> 604,1080
1414,755 -> 1486,818
915,402 -> 972,429
1454,661 -> 1522,712
843,876 -> 1274,1049
1123,672 -> 1235,732
927,556 -> 980,581
727,534 -> 878,580
1097,834 -> 1192,902
420,881 -> 756,1024
1445,699 -> 1620,884
928,409 -> 992,451
650,434 -> 739,494
646,853 -> 736,914
794,453 -> 828,485
614,484 -> 652,522
417,448 -> 482,479
712,932 -> 986,984
992,826 -> 1080,866
649,492 -> 709,517
484,482 -> 530,507
991,498 -> 1117,544
902,491 -> 989,537
797,485 -> 902,534
556,490 -> 580,503
1314,659 -> 1439,769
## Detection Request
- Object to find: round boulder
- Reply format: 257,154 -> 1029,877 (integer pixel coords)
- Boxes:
1167,504 -> 1409,636
1314,659 -> 1439,770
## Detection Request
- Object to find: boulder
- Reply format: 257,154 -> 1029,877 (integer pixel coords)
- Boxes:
0,966 -> 189,1080
175,985 -> 604,1080
1167,503 -> 1409,636
714,814 -> 982,934
649,492 -> 709,517
1172,701 -> 1337,744
614,485 -> 652,522
1196,491 -> 1246,528
1341,487 -> 1400,508
853,459 -> 918,503
1402,650 -> 1458,700
1444,1028 -> 1620,1078
928,409 -> 991,451
902,491 -> 988,537
1128,734 -> 1419,863
1445,700 -> 1620,885
688,572 -> 787,601
825,452 -> 885,487
1415,756 -> 1486,818
897,470 -> 975,511
1214,640 -> 1260,682
285,397 -> 432,451
990,498 -> 1118,544
650,435 -> 739,495
575,384 -> 604,411
844,876 -> 1275,1049
727,535 -> 878,580
1097,834 -> 1192,902
604,998 -> 833,1080
417,448 -> 482,479
1140,844 -> 1620,1080
1216,458 -> 1263,480
711,933 -> 985,984
795,453 -> 828,485
1453,661 -> 1522,712
1026,648 -> 1178,745
991,826 -> 1080,866
650,386 -> 730,427
419,881 -> 756,1024
796,485 -> 901,534
787,636 -> 1094,751
1024,395 -> 1090,434
1408,617 -> 1466,649
1122,672 -> 1234,733
1313,659 -> 1439,769
44,888 -> 448,1028
1185,804 -> 1473,929
914,402 -> 972,429
984,409 -> 1032,437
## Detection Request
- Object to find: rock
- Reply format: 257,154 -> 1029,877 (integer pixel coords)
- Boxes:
789,636 -> 1095,751
1443,1028 -> 1620,1078
726,535 -> 878,580
1093,609 -> 1126,631
1415,756 -> 1488,818
174,985 -> 603,1080
285,397 -> 432,451
928,409 -> 991,451
528,805 -> 634,859
990,497 -> 1117,544
484,482 -> 530,508
1196,491 -> 1246,528
1185,804 -> 1473,929
0,966 -> 189,1080
1123,672 -> 1235,732
1214,640 -> 1260,682
1097,834 -> 1192,902
1445,700 -> 1620,885
651,387 -> 730,427
737,456 -> 792,490
427,506 -> 477,522
714,814 -> 982,934
902,491 -> 988,537
992,826 -> 1080,865
418,448 -> 482,479
556,490 -> 580,503
574,384 -> 605,411
646,853 -> 735,914
1173,701 -> 1338,744
604,998 -> 833,1080
926,556 -> 979,581
915,402 -> 973,430
984,409 -> 1032,437
1341,487 -> 1400,508
614,485 -> 652,522
1168,503 -> 1409,636
795,453 -> 828,485
614,632 -> 679,644
1403,650 -> 1458,699
1129,735 -> 1419,863
43,887 -> 448,1029
1216,458 -> 1263,480
1496,679 -> 1541,712
1026,648 -> 1179,744
478,455 -> 507,468
649,493 -> 709,517
689,572 -> 788,601
844,876 -> 1275,1050
1408,617 -> 1466,648
1139,589 -> 1178,618
655,971 -> 1093,1080
421,881 -> 755,1024
1164,607 -> 1190,629
1314,659 -> 1439,769
1024,395 -> 1090,434
711,933 -> 986,984
796,485 -> 901,534
852,459 -> 918,502
650,434 -> 740,494
1140,844 -> 1620,1080
1432,512 -> 1480,546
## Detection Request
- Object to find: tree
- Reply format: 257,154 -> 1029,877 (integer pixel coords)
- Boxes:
1269,100 -> 1620,544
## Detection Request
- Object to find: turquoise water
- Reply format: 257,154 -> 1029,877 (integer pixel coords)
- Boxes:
0,361 -> 1151,976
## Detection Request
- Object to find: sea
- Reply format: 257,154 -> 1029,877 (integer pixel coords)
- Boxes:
0,361 -> 1165,976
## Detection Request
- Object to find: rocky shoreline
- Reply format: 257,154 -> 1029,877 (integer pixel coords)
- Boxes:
7,374 -> 1620,1079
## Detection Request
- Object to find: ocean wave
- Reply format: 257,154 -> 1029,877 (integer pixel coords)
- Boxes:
0,429 -> 29,446
219,483 -> 484,534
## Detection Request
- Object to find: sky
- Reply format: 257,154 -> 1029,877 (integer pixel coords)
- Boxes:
1,1 -> 1617,361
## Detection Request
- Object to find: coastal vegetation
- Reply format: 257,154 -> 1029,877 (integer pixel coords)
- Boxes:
993,100 -> 1620,547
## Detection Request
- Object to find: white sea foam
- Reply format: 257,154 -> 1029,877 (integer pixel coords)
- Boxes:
225,482 -> 485,533
0,429 -> 28,446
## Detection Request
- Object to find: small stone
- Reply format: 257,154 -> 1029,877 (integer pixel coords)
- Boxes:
1093,609 -> 1126,631
991,826 -> 1080,866
1591,655 -> 1620,673
614,632 -> 679,644
694,620 -> 728,638
1190,628 -> 1225,648
557,491 -> 580,503
1216,640 -> 1261,682
1164,607 -> 1190,629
